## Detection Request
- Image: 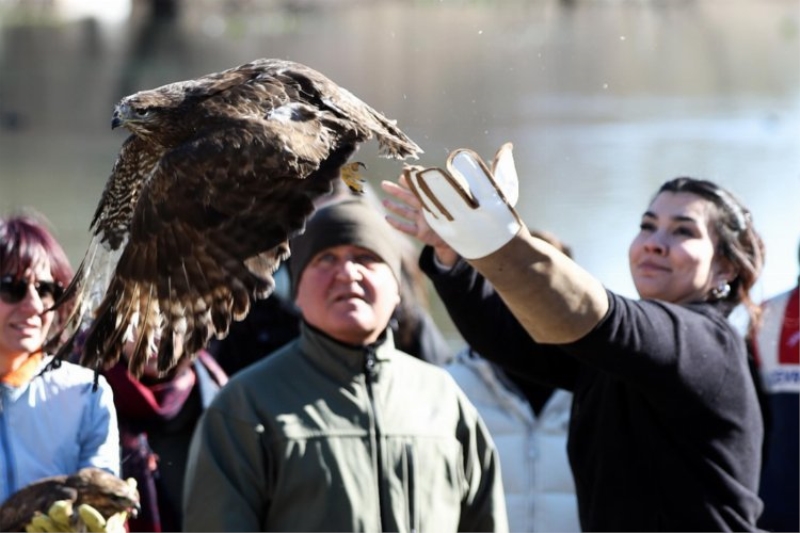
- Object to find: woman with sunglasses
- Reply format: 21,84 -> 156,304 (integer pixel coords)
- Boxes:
0,212 -> 120,506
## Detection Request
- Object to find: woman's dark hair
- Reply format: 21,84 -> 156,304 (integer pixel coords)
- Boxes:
656,177 -> 764,324
0,212 -> 74,328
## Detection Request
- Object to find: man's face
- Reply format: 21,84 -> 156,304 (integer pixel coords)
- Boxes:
294,244 -> 400,345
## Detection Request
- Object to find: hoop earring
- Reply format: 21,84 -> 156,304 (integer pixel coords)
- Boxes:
710,281 -> 731,300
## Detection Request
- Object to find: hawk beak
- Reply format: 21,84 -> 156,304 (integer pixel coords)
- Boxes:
111,104 -> 129,130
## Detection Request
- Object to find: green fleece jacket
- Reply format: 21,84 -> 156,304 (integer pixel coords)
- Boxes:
182,323 -> 508,532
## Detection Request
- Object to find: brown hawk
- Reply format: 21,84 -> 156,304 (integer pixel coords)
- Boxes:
0,468 -> 140,532
50,58 -> 421,376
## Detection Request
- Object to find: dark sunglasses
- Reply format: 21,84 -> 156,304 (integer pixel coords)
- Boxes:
0,275 -> 64,305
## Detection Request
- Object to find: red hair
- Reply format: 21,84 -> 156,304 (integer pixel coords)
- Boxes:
0,211 -> 74,327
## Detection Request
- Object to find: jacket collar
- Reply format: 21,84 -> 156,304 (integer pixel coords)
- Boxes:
298,321 -> 396,383
0,351 -> 43,387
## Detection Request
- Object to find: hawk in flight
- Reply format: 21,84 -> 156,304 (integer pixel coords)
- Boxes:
51,58 -> 421,376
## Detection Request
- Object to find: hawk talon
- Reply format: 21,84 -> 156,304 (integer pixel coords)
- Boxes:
341,161 -> 367,193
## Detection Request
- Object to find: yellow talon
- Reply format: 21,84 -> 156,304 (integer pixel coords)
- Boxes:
340,162 -> 367,193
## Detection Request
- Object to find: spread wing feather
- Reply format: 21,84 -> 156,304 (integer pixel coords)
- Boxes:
51,58 -> 421,376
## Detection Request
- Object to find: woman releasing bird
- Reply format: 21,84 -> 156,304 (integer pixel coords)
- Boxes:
51,58 -> 421,377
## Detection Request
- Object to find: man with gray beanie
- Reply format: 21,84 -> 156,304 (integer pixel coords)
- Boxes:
183,198 -> 508,532
288,197 -> 404,298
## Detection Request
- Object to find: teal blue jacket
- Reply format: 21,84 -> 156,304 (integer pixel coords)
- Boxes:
0,357 -> 120,504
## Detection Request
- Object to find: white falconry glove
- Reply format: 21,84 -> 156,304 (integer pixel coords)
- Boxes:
405,142 -> 524,260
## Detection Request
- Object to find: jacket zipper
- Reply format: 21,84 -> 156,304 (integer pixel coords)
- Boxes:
405,443 -> 418,533
363,348 -> 389,532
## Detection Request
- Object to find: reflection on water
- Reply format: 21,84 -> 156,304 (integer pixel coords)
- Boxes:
1,0 -> 798,344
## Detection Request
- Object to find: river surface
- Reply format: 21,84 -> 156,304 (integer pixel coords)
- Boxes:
1,0 -> 798,343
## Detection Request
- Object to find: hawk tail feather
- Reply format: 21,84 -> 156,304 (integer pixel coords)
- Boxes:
46,236 -> 125,363
80,277 -> 131,371
156,325 -> 181,375
128,289 -> 159,377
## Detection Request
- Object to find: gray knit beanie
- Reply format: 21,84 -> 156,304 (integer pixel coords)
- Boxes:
289,199 -> 402,296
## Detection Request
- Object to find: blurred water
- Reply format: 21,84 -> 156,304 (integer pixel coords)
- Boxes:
1,0 -> 798,344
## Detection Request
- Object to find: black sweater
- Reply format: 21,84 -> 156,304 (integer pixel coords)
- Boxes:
421,247 -> 764,532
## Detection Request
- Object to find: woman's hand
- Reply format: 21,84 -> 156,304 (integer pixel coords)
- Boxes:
381,172 -> 460,268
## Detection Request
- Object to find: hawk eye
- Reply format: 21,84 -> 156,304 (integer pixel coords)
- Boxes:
135,109 -> 150,117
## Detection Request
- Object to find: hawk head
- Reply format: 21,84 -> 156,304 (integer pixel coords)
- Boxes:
111,84 -> 190,144
70,468 -> 141,518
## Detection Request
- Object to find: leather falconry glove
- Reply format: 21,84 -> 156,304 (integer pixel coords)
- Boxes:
405,142 -> 608,344
404,142 -> 524,260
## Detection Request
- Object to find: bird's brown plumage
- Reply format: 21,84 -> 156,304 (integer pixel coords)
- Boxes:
49,58 -> 421,376
0,468 -> 140,532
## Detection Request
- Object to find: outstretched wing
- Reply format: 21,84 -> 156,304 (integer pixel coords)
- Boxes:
82,124 -> 331,376
49,135 -> 160,357
257,59 -> 420,159
54,58 -> 422,376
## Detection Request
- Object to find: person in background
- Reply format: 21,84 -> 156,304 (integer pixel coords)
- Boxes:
749,241 -> 799,532
445,229 -> 580,533
383,144 -> 765,531
0,212 -> 120,502
98,334 -> 228,532
391,223 -> 454,365
183,198 -> 507,532
208,178 -> 452,375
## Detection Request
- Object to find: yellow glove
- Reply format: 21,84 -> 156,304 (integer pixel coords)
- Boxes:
77,504 -> 129,533
25,501 -> 76,533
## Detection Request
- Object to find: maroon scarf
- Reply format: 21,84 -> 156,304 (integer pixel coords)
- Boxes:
105,360 -> 197,422
104,352 -> 227,532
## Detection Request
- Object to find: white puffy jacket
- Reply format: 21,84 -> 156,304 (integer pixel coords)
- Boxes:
447,350 -> 580,532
